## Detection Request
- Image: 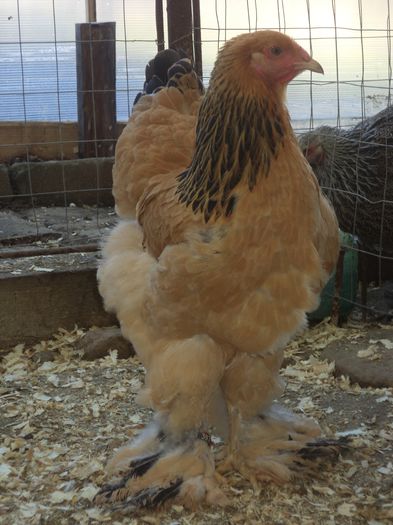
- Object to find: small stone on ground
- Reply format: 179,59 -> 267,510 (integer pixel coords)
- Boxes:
321,327 -> 393,387
77,326 -> 135,361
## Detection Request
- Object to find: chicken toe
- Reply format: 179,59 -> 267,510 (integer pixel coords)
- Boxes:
95,433 -> 227,510
219,404 -> 348,484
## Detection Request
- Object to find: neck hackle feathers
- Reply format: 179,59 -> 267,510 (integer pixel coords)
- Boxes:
177,32 -> 293,223
176,30 -> 322,223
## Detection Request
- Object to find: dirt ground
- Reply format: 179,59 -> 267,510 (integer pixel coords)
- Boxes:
0,206 -> 116,249
0,321 -> 392,525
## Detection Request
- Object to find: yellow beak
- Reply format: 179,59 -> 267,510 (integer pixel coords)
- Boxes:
294,58 -> 324,75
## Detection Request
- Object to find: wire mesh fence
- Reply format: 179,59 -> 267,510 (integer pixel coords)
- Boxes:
0,0 -> 392,319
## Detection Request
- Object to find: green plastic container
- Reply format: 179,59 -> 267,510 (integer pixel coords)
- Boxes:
308,232 -> 358,321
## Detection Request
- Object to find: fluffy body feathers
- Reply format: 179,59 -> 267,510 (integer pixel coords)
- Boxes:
113,58 -> 203,219
97,31 -> 340,509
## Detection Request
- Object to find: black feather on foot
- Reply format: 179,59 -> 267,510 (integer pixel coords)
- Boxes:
94,451 -> 164,504
297,435 -> 351,461
95,425 -> 228,509
130,478 -> 183,508
95,474 -> 183,510
219,405 -> 351,485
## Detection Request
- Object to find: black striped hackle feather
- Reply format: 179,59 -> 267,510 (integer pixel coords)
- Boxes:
176,42 -> 287,223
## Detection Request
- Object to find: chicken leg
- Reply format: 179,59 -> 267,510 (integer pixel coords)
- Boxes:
95,335 -> 228,509
218,350 -> 346,484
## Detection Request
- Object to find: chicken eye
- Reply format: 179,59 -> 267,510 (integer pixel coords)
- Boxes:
270,46 -> 283,56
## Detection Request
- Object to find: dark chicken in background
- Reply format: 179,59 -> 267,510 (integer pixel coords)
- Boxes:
299,107 -> 393,305
97,31 -> 343,509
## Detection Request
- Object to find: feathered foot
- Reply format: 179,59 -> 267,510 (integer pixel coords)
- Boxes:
218,404 -> 349,486
95,424 -> 228,510
297,436 -> 351,462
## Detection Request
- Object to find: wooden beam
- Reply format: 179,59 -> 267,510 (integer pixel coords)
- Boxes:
0,121 -> 127,162
331,248 -> 345,326
75,22 -> 116,158
0,243 -> 99,259
167,0 -> 193,60
86,0 -> 97,23
192,0 -> 203,77
155,0 -> 165,51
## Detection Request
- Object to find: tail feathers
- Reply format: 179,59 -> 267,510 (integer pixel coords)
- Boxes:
134,50 -> 204,106
166,59 -> 204,95
145,48 -> 188,87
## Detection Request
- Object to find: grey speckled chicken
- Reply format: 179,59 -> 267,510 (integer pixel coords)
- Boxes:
299,106 -> 393,285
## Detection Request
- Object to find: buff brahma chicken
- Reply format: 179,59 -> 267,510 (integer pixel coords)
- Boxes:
96,30 -> 342,509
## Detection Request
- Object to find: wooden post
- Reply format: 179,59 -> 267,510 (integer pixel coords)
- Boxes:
167,0 -> 193,60
358,250 -> 369,321
192,0 -> 203,77
331,248 -> 345,326
86,0 -> 97,23
156,0 -> 165,51
75,22 -> 116,158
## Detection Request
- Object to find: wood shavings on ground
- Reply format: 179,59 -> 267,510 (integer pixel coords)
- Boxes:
1,322 -> 392,525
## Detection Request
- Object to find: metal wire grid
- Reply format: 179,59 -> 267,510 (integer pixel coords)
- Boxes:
0,0 -> 392,317
0,0 -> 158,251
